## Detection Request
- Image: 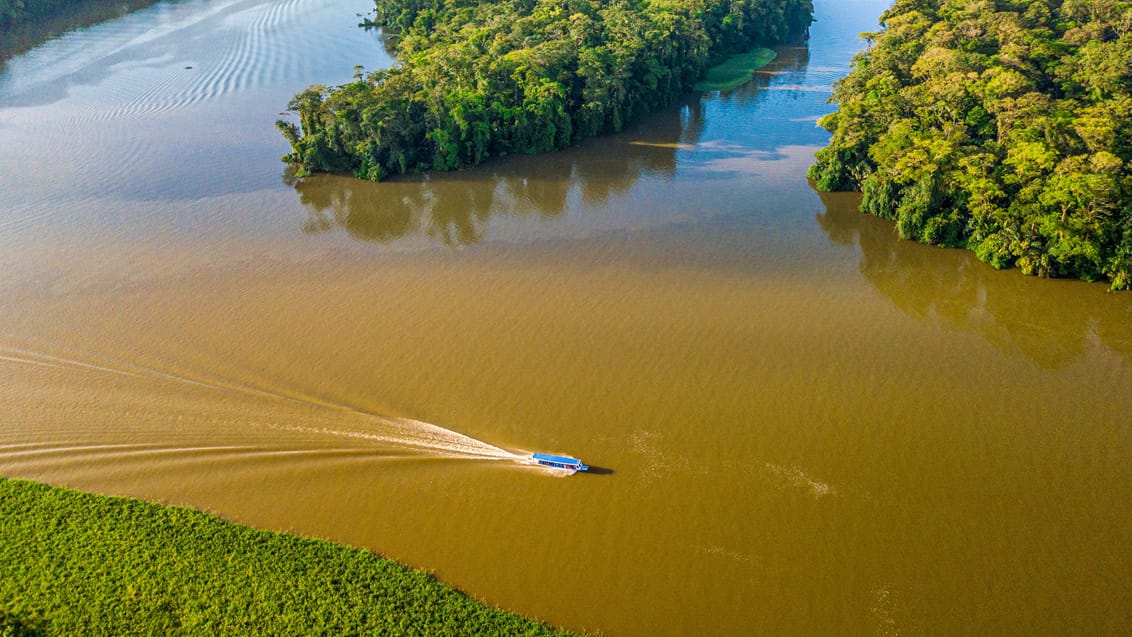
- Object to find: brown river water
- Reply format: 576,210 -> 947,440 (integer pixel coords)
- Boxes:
2,0 -> 1131,634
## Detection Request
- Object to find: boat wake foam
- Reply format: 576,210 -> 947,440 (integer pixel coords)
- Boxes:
1,344 -> 572,473
270,419 -> 527,462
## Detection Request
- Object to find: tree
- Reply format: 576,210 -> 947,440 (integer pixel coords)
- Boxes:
278,0 -> 814,181
809,0 -> 1132,290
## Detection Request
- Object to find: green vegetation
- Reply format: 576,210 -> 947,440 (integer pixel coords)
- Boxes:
277,0 -> 813,181
1,608 -> 41,637
0,0 -> 30,28
1,0 -> 161,62
692,47 -> 776,90
0,478 -> 574,636
2,0 -> 77,30
809,0 -> 1132,290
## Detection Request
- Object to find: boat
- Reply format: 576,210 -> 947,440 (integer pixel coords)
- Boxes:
532,453 -> 588,472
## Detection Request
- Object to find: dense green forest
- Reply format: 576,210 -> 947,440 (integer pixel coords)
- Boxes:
277,0 -> 813,181
1,0 -> 74,29
809,0 -> 1132,290
0,0 -> 30,28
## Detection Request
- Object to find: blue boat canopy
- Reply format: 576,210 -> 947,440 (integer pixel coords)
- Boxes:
532,453 -> 588,471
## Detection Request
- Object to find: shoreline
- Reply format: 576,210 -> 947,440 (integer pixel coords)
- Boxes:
693,48 -> 778,92
0,477 -> 576,636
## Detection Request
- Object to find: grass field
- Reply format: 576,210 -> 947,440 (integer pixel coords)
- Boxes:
693,48 -> 777,91
0,478 -> 575,636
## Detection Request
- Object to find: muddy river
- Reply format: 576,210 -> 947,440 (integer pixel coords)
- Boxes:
2,0 -> 1130,633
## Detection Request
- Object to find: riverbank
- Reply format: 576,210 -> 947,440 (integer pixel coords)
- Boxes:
0,0 -> 158,62
0,478 -> 574,636
693,48 -> 777,91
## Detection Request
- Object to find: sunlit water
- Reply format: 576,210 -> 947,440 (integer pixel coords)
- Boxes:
2,0 -> 1131,634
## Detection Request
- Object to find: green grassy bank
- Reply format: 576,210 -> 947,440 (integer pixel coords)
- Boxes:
693,48 -> 777,91
0,478 -> 574,636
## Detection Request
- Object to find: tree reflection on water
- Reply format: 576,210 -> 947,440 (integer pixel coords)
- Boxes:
284,38 -> 826,250
816,189 -> 1132,370
287,96 -> 705,248
0,0 -> 161,70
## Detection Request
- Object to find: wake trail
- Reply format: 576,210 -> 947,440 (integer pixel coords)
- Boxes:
2,345 -> 538,467
0,346 -> 353,412
271,420 -> 528,462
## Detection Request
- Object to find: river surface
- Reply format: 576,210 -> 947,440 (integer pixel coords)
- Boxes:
2,0 -> 1131,634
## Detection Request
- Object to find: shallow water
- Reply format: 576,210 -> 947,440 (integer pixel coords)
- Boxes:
2,0 -> 1131,634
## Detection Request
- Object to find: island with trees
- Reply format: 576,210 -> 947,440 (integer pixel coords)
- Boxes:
809,0 -> 1132,290
277,0 -> 814,181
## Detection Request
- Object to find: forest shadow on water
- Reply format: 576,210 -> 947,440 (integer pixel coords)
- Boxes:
282,39 -> 814,249
815,188 -> 1132,370
0,0 -> 162,69
285,95 -> 708,248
